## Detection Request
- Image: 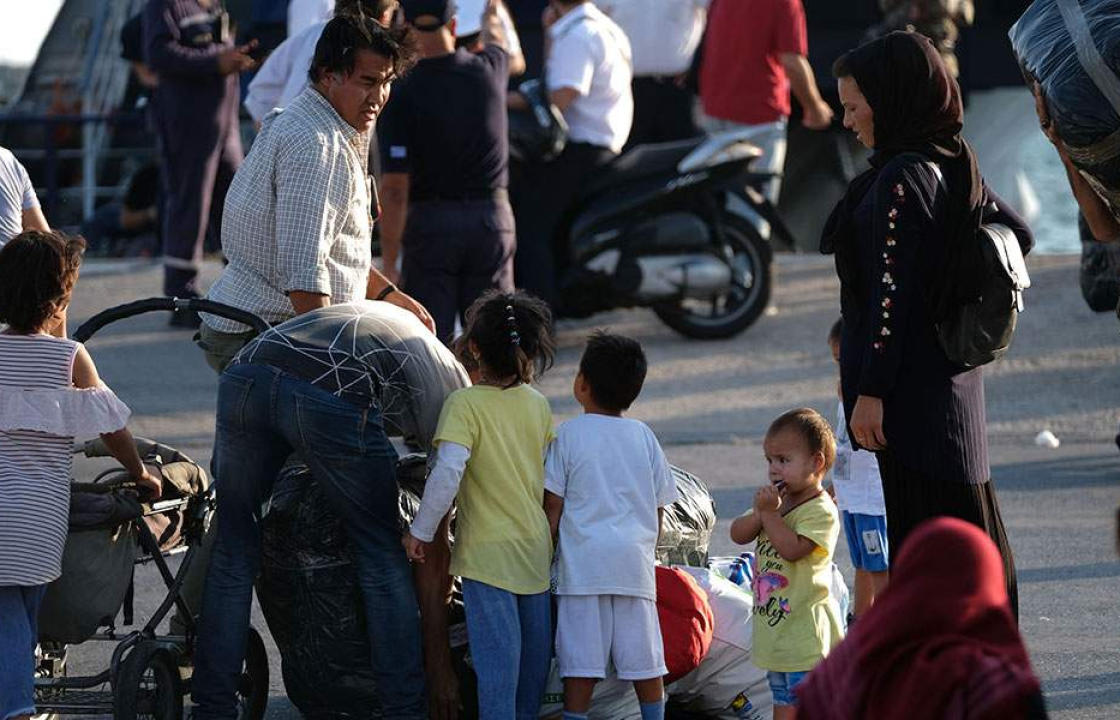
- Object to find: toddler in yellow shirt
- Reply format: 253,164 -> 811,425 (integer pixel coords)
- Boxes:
729,408 -> 843,720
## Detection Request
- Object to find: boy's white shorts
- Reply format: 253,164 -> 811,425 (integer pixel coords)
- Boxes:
555,594 -> 667,681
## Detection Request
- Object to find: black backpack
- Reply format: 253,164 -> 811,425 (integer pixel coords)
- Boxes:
928,164 -> 1032,368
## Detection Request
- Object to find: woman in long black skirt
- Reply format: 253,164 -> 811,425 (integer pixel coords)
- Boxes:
822,31 -> 1031,616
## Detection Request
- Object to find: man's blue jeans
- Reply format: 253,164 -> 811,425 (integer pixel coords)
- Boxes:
462,579 -> 552,720
192,363 -> 427,719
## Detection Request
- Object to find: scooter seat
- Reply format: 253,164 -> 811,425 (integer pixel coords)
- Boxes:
584,137 -> 706,196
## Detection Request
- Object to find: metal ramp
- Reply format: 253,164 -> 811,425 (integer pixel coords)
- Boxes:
1,0 -> 149,227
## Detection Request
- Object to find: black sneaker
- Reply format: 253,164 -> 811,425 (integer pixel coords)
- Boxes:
169,308 -> 202,329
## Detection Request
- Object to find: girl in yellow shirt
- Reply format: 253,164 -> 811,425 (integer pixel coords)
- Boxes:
404,290 -> 557,720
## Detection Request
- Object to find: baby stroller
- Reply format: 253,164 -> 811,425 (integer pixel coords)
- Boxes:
33,297 -> 272,720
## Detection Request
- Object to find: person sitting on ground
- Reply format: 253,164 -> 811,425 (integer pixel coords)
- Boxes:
0,231 -> 160,720
795,517 -> 1048,720
729,408 -> 843,720
826,318 -> 889,622
543,332 -> 679,720
404,290 -> 557,719
199,12 -> 434,373
81,163 -> 161,258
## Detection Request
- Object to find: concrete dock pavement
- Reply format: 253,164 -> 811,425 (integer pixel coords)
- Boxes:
61,253 -> 1120,718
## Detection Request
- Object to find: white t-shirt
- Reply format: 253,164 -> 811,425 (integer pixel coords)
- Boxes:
0,146 -> 38,246
598,0 -> 709,77
830,400 -> 886,516
546,2 -> 634,154
545,414 -> 678,600
288,0 -> 333,37
245,21 -> 325,123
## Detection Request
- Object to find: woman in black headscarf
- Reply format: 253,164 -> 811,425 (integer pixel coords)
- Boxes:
822,31 -> 1031,615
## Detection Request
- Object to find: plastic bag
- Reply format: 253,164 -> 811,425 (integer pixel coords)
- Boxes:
1011,1 -> 1120,207
657,466 -> 718,567
256,455 -> 463,720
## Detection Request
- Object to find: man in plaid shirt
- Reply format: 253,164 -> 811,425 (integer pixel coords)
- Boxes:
198,13 -> 435,372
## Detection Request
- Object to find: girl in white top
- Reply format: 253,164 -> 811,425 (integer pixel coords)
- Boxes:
0,231 -> 159,720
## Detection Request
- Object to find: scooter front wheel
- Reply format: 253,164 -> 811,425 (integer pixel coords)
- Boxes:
652,215 -> 772,339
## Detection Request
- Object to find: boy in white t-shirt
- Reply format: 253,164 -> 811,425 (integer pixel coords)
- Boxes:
544,332 -> 679,720
828,319 -> 889,621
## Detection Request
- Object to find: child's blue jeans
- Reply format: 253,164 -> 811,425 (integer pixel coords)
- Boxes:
0,584 -> 47,720
462,578 -> 552,720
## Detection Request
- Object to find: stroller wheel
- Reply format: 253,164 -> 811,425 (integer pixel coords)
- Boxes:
113,641 -> 184,720
236,627 -> 269,720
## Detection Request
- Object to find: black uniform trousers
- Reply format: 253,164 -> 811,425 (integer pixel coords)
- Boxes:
157,98 -> 242,298
626,75 -> 700,148
511,142 -> 616,308
401,193 -> 516,344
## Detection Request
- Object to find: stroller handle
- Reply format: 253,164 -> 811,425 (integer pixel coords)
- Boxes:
72,297 -> 270,343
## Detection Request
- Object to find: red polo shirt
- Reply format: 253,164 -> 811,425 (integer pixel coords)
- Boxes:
699,0 -> 809,125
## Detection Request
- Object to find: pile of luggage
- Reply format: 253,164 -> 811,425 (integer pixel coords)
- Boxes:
257,454 -> 773,719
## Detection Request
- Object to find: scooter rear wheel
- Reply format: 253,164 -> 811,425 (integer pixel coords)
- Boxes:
653,215 -> 772,339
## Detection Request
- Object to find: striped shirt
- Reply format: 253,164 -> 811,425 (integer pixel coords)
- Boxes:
202,87 -> 375,333
0,335 -> 130,586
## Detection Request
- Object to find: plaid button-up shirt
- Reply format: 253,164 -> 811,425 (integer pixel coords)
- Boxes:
202,87 -> 373,333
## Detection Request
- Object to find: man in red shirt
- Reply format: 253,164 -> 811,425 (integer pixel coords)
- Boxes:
698,0 -> 832,204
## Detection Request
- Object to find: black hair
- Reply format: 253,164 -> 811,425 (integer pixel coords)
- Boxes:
336,0 -> 398,17
462,290 -> 555,386
579,331 -> 647,413
828,317 -> 843,345
0,230 -> 86,334
308,12 -> 416,85
767,408 -> 837,473
832,52 -> 853,79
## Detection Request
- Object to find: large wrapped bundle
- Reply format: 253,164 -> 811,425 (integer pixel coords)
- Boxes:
258,458 -> 717,718
1011,0 -> 1120,209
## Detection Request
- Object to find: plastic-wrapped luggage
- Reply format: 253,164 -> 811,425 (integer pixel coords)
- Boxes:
656,466 -> 718,567
257,459 -> 717,719
1010,1 -> 1120,210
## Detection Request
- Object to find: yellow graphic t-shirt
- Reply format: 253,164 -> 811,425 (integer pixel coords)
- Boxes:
434,384 -> 555,595
749,492 -> 843,672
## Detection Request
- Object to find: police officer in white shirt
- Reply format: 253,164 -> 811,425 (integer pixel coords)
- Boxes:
510,0 -> 632,307
599,0 -> 707,145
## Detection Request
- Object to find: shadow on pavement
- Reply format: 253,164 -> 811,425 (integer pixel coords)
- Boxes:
1044,672 -> 1120,711
993,454 -> 1120,492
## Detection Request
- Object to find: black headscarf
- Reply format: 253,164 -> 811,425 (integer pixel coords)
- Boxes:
821,31 -> 984,316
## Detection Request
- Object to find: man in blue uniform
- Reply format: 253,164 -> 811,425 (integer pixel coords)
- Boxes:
377,0 -> 516,343
143,0 -> 257,326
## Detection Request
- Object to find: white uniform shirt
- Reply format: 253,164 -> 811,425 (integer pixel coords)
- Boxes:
245,20 -> 326,123
599,0 -> 709,77
0,146 -> 39,246
545,414 -> 678,600
203,88 -> 373,334
288,0 -> 333,37
830,400 -> 886,516
546,2 -> 634,154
